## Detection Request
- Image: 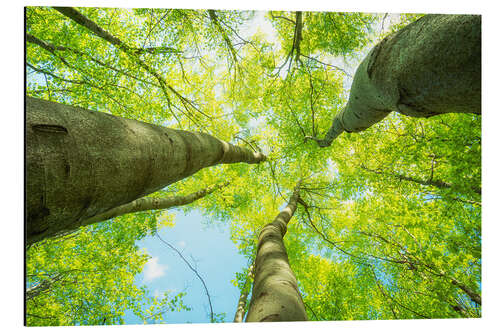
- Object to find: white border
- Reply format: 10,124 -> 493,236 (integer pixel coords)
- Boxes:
5,1 -> 498,332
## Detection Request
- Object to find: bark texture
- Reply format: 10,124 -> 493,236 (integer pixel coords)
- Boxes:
26,97 -> 265,244
245,182 -> 307,322
233,289 -> 249,323
312,14 -> 481,147
79,181 -> 229,226
233,264 -> 254,322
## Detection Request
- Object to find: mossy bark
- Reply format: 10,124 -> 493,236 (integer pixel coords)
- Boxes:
26,97 -> 265,245
313,14 -> 481,147
245,182 -> 307,322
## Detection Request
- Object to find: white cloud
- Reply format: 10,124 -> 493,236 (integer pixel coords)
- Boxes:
143,256 -> 167,282
178,240 -> 186,248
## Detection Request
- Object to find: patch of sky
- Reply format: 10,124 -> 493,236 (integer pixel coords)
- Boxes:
240,10 -> 280,45
27,65 -> 46,86
124,208 -> 248,324
319,13 -> 404,104
26,63 -> 78,106
326,158 -> 340,179
247,114 -> 266,131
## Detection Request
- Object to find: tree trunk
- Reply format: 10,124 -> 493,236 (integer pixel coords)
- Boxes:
451,277 -> 481,306
233,289 -> 249,323
233,264 -> 254,323
26,273 -> 65,301
26,97 -> 266,245
245,181 -> 307,322
79,181 -> 229,227
311,14 -> 481,147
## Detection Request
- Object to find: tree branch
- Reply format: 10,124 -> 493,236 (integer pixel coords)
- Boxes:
156,234 -> 215,322
270,12 -> 296,25
359,229 -> 481,306
79,181 -> 230,226
207,10 -> 239,66
360,164 -> 481,196
52,7 -> 207,126
305,110 -> 345,147
298,54 -> 352,77
293,12 -> 303,62
27,33 -> 167,88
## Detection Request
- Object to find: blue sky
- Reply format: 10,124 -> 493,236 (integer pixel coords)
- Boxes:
124,208 -> 248,324
115,14 -> 389,323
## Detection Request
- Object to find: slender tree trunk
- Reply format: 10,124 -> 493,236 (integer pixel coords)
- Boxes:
293,11 -> 303,62
450,277 -> 481,305
26,97 -> 265,245
310,14 -> 481,147
233,264 -> 254,323
79,181 -> 229,226
245,181 -> 307,322
233,289 -> 249,323
26,273 -> 65,301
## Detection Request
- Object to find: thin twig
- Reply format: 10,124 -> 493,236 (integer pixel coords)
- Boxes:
156,234 -> 215,322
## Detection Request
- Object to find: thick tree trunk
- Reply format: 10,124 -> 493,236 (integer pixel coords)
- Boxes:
245,182 -> 307,322
79,181 -> 229,226
26,97 -> 265,244
311,14 -> 481,147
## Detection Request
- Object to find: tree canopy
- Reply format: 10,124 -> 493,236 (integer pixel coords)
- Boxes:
25,6 -> 480,325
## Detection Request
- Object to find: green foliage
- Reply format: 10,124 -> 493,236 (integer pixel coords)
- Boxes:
26,214 -> 189,325
26,7 -> 480,324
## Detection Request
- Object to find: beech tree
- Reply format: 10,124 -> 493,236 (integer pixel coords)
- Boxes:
308,14 -> 481,147
26,7 -> 481,325
27,97 -> 265,244
245,181 -> 307,322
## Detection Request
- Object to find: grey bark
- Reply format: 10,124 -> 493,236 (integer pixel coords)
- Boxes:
79,181 -> 229,226
245,181 -> 307,322
233,288 -> 249,323
310,14 -> 481,147
233,264 -> 254,323
26,273 -> 65,301
26,97 -> 265,245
